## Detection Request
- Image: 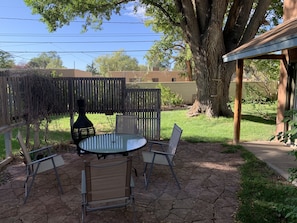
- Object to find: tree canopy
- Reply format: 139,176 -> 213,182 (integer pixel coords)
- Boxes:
28,51 -> 64,69
93,50 -> 144,76
144,2 -> 192,76
24,0 -> 283,117
0,50 -> 15,68
86,62 -> 99,75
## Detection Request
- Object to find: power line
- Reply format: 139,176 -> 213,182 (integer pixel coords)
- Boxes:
1,40 -> 156,44
0,17 -> 144,24
0,33 -> 160,38
9,49 -> 151,53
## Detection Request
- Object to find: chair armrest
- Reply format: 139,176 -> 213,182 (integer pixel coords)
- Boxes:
29,145 -> 53,155
148,140 -> 168,151
81,170 -> 86,194
148,140 -> 168,146
27,154 -> 58,166
150,150 -> 172,156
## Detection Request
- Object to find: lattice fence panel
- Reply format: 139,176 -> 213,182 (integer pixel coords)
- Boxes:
124,89 -> 161,140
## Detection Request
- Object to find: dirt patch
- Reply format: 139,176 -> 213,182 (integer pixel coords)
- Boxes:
0,171 -> 12,186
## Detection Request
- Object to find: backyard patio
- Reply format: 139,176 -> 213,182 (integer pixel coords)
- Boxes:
0,141 -> 243,223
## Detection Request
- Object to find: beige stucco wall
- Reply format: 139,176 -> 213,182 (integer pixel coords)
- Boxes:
109,71 -> 187,82
128,81 -> 278,104
50,69 -> 92,77
128,82 -> 196,104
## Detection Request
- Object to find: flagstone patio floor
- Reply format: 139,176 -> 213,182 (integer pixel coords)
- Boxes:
0,141 -> 243,223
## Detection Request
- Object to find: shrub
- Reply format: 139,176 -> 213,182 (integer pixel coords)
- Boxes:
157,83 -> 184,107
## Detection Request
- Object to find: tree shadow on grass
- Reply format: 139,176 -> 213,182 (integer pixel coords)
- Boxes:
182,136 -> 230,144
241,114 -> 276,125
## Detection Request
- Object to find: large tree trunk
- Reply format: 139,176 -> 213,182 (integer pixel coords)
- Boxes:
176,0 -> 272,118
177,0 -> 231,117
187,8 -> 233,117
187,48 -> 233,117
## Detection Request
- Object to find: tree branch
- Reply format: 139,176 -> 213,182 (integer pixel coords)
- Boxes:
174,0 -> 200,45
223,0 -> 254,52
240,0 -> 272,45
207,0 -> 228,43
147,1 -> 180,27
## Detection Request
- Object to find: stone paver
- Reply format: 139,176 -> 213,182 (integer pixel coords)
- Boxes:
0,141 -> 243,223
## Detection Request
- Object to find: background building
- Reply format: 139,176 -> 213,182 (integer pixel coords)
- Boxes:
108,70 -> 188,82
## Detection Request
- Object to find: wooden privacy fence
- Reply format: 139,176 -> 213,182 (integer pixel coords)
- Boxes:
0,71 -> 161,141
51,77 -> 127,115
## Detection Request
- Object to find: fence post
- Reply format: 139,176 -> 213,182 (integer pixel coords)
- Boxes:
69,78 -> 74,128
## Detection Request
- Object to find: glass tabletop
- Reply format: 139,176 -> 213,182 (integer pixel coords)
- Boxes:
78,133 -> 147,154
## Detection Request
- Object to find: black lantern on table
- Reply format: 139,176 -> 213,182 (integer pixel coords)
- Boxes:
71,98 -> 95,155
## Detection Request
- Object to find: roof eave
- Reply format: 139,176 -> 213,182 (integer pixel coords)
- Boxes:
223,18 -> 297,62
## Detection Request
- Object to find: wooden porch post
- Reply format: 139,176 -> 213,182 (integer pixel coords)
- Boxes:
233,59 -> 243,144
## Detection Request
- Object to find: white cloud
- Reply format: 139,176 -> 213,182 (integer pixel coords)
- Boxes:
124,2 -> 149,21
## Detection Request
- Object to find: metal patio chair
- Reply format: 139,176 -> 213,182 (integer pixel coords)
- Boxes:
115,114 -> 141,175
81,156 -> 135,223
16,131 -> 64,204
142,123 -> 183,189
115,114 -> 138,134
96,115 -> 139,159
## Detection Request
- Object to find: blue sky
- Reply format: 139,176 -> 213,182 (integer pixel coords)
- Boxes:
0,0 -> 161,70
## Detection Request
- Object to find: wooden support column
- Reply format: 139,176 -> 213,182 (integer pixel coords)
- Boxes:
233,59 -> 243,144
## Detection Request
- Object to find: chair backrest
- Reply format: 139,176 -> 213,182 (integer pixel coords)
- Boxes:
167,124 -> 183,155
115,115 -> 138,134
84,156 -> 132,202
17,131 -> 32,164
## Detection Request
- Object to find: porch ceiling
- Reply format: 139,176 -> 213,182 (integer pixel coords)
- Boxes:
223,17 -> 297,62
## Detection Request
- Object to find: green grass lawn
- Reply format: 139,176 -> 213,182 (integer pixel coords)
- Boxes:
0,102 -> 277,159
161,102 -> 277,143
220,143 -> 297,223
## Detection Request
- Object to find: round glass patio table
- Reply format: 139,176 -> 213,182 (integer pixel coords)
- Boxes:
78,133 -> 147,155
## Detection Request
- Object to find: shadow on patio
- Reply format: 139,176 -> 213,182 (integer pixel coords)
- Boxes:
0,141 -> 243,223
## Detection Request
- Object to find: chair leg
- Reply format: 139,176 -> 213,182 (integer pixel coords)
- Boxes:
81,202 -> 86,223
77,146 -> 81,156
165,156 -> 181,189
51,158 -> 63,194
168,164 -> 181,189
143,162 -> 148,186
132,197 -> 136,223
24,177 -> 34,204
129,192 -> 136,223
24,176 -> 30,203
144,154 -> 156,190
133,167 -> 138,177
97,154 -> 108,159
24,163 -> 41,204
143,163 -> 148,174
